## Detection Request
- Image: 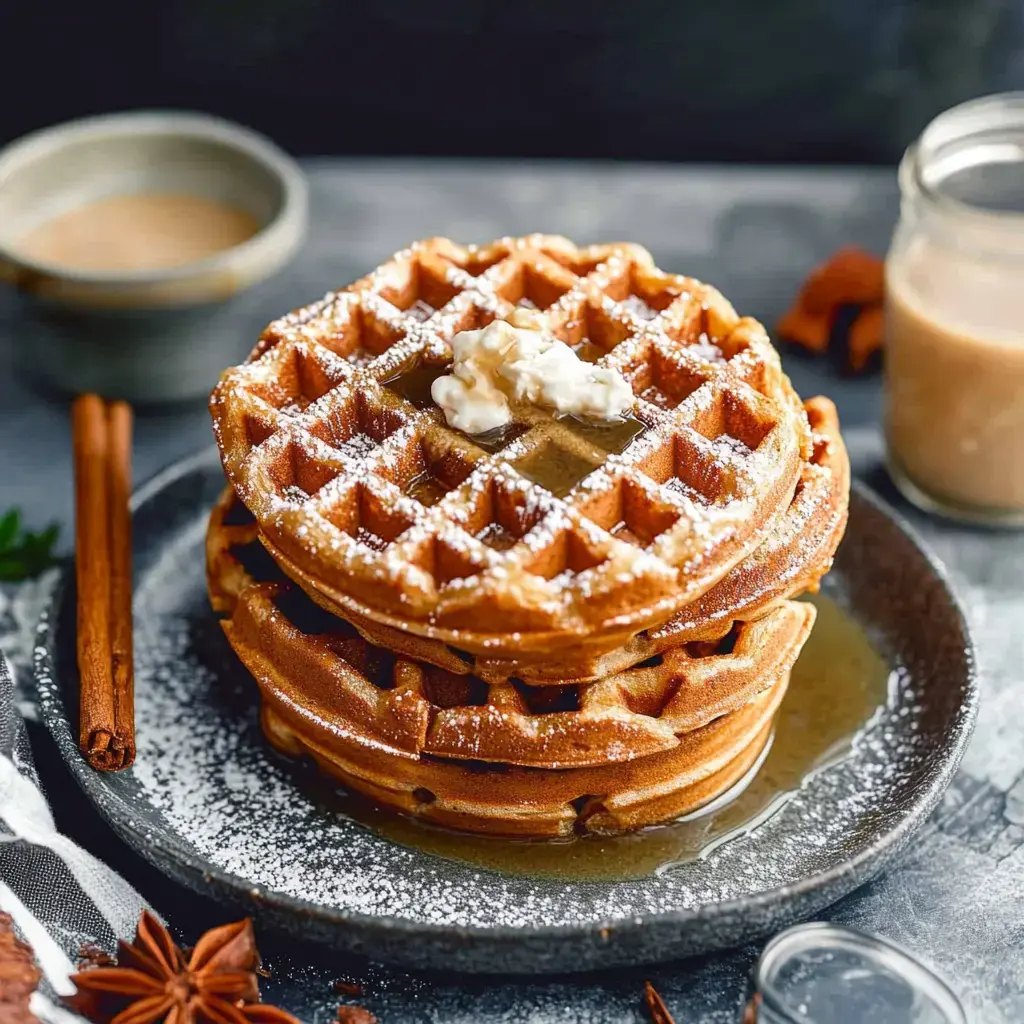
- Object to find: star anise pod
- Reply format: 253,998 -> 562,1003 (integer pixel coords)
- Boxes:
0,912 -> 41,1024
66,911 -> 300,1024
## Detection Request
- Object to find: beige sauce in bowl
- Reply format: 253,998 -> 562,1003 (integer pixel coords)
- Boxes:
16,192 -> 259,272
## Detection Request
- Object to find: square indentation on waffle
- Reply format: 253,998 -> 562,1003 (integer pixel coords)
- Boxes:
455,471 -> 614,588
371,247 -> 465,322
318,479 -> 420,554
304,386 -> 412,465
520,523 -> 611,585
661,303 -> 778,397
619,340 -> 712,413
598,259 -> 695,323
258,291 -> 413,370
413,467 -> 629,629
575,475 -> 682,551
265,435 -> 350,508
453,472 -> 557,554
491,251 -> 578,312
686,386 -> 777,459
548,298 -> 638,364
379,428 -> 480,509
512,441 -> 603,500
627,383 -> 777,509
224,340 -> 353,450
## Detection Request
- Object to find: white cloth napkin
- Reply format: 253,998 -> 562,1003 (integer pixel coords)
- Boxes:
0,582 -> 148,1022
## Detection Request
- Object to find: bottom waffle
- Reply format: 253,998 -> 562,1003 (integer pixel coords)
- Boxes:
208,489 -> 812,836
259,677 -> 785,836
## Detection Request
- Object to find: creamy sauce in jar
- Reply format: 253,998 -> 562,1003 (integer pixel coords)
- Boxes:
885,235 -> 1024,513
883,92 -> 1024,523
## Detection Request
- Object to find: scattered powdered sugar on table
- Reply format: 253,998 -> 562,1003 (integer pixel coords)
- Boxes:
122,506 -> 938,931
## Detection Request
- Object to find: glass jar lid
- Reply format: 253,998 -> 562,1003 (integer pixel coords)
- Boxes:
900,91 -> 1024,260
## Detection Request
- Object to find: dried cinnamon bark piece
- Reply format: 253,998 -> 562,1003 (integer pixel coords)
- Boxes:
643,980 -> 676,1023
776,247 -> 885,374
0,912 -> 41,1024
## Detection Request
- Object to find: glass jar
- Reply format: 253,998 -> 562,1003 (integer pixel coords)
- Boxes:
744,923 -> 966,1023
885,92 -> 1024,525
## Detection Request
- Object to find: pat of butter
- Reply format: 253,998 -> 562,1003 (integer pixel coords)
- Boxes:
431,314 -> 634,434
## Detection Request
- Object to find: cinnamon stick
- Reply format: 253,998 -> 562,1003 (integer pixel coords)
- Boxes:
106,400 -> 135,767
73,394 -> 135,770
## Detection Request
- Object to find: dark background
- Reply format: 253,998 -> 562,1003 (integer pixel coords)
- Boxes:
2,0 -> 1022,163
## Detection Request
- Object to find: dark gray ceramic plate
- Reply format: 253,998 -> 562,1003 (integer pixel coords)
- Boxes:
35,449 -> 977,974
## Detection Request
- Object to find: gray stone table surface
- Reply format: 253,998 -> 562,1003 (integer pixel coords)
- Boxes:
1,161 -> 1022,1022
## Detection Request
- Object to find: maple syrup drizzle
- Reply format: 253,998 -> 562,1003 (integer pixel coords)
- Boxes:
476,523 -> 518,551
470,422 -> 528,455
382,359 -> 450,410
572,339 -> 606,364
513,445 -> 600,498
324,593 -> 889,881
406,472 -> 450,507
562,411 -> 648,455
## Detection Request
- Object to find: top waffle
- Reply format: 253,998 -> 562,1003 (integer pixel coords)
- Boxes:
211,235 -> 811,657
320,395 -> 848,685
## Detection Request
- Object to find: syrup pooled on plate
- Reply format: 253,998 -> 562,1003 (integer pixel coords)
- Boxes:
324,592 -> 890,881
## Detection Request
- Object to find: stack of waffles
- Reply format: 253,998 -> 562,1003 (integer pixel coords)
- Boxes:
208,236 -> 849,837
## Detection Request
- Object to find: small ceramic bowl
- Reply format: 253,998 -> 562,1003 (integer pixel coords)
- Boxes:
0,110 -> 308,403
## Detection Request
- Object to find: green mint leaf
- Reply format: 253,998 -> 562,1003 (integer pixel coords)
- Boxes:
0,509 -> 19,552
0,511 -> 61,581
37,523 -> 61,550
0,559 -> 29,582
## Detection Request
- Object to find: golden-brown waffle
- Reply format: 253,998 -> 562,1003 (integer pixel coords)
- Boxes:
305,395 -> 848,684
209,486 -> 813,769
259,682 -> 785,836
211,236 -> 811,659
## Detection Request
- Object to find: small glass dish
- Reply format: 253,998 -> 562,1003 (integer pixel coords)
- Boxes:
746,923 -> 966,1023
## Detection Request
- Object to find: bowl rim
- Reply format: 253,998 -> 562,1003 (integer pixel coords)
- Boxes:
0,109 -> 308,286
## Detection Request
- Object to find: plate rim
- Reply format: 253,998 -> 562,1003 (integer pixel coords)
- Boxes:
34,446 -> 979,950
